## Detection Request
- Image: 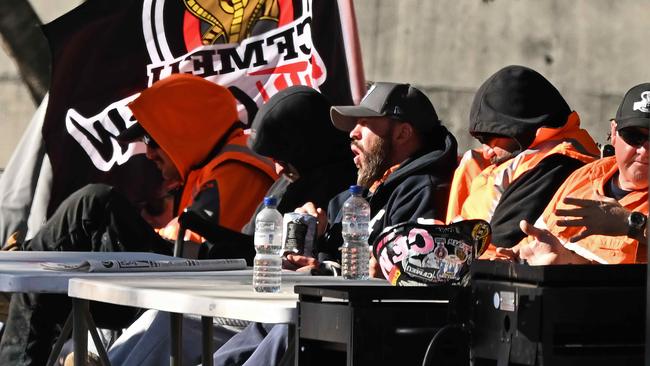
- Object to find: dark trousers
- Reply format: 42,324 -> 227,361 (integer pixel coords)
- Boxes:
0,184 -> 172,366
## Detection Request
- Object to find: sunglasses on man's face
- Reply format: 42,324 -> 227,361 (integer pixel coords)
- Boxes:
142,134 -> 159,148
618,128 -> 649,148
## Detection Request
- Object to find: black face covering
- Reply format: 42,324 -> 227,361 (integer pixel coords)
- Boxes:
248,85 -> 351,173
372,219 -> 491,286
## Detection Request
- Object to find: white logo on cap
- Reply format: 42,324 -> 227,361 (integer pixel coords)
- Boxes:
633,91 -> 650,113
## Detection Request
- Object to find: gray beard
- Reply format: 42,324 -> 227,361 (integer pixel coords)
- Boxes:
491,151 -> 517,165
356,137 -> 392,188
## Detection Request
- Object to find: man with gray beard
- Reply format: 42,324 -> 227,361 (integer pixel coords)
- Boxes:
298,82 -> 458,269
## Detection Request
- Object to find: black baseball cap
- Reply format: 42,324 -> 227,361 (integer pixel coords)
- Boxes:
330,82 -> 440,133
615,83 -> 650,130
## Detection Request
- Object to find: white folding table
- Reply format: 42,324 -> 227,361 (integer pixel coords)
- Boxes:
68,274 -> 387,366
0,251 -> 217,366
0,251 -> 174,293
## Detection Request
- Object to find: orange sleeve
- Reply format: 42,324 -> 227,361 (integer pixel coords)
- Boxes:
446,149 -> 489,223
156,161 -> 275,243
210,161 -> 276,232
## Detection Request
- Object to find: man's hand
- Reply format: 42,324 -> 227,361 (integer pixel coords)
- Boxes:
282,253 -> 319,272
295,202 -> 328,237
555,194 -> 630,242
495,220 -> 590,265
369,255 -> 383,279
516,220 -> 565,265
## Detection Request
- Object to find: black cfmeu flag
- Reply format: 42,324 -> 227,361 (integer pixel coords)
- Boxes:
41,0 -> 360,217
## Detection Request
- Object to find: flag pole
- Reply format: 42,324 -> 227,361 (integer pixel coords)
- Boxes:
337,0 -> 366,104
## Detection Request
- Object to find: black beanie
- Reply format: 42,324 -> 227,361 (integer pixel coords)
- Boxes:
469,65 -> 571,150
248,86 -> 351,173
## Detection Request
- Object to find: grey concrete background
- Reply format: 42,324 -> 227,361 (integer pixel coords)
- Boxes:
0,1 -> 80,168
1,0 -> 649,167
355,0 -> 650,150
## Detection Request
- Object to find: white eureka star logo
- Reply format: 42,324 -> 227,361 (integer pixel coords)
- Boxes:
632,91 -> 650,113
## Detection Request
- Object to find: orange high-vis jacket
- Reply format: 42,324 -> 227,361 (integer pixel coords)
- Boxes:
176,131 -> 277,234
128,74 -> 277,243
446,149 -> 490,223
526,157 -> 648,264
459,112 -> 599,225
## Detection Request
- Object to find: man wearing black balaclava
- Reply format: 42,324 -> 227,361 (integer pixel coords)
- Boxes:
447,65 -> 601,255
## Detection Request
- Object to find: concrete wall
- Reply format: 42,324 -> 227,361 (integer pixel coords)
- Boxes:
354,0 -> 650,150
0,0 -> 649,168
0,1 -> 80,168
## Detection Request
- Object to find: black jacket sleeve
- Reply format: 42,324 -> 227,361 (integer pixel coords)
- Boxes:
316,191 -> 349,262
490,154 -> 585,248
316,178 -> 450,262
382,182 -> 449,231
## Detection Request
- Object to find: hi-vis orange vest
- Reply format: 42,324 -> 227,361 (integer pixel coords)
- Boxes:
446,149 -> 490,222
529,157 -> 648,264
457,112 -> 599,225
128,74 -> 278,244
158,131 -> 277,242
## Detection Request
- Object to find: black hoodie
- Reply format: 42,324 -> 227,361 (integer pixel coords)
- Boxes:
243,86 -> 357,233
318,126 -> 458,262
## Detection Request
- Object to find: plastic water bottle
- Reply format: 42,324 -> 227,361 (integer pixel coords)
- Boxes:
253,197 -> 283,292
341,185 -> 371,279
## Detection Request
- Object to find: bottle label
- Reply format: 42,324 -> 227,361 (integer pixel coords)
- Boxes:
343,222 -> 368,233
256,222 -> 275,231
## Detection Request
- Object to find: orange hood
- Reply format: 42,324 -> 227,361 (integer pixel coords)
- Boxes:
128,74 -> 238,181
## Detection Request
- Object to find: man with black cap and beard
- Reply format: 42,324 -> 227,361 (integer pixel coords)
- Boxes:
198,82 -> 459,366
446,65 -> 601,258
298,81 -> 458,268
498,82 -> 649,265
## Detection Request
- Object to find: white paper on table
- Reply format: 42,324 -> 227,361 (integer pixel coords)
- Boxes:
40,258 -> 247,272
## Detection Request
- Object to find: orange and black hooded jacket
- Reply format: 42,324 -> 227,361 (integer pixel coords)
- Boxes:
525,157 -> 648,264
450,65 -> 600,249
128,74 -> 277,244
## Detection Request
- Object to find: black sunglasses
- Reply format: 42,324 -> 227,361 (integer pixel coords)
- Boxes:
618,128 -> 649,148
142,134 -> 159,148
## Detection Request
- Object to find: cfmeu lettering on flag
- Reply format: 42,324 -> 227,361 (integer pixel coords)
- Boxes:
64,12 -> 326,172
149,16 -> 315,85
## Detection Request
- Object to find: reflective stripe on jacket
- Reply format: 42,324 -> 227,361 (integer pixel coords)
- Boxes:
159,131 -> 277,242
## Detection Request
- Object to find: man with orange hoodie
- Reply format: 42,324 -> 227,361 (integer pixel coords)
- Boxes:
0,74 -> 277,366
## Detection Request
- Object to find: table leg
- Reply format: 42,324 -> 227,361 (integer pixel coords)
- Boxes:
72,298 -> 88,366
83,308 -> 112,365
289,323 -> 297,366
46,312 -> 73,366
201,316 -> 213,366
170,312 -> 183,366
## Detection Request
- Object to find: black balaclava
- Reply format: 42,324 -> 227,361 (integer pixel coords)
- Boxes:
469,65 -> 572,152
249,85 -> 352,173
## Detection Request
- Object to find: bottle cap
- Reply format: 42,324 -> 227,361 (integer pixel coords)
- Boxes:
349,185 -> 363,195
263,196 -> 278,206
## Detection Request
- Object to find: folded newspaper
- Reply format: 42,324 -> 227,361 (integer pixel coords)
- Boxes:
41,258 -> 247,273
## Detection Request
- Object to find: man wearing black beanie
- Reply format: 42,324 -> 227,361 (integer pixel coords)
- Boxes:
447,65 -> 601,255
